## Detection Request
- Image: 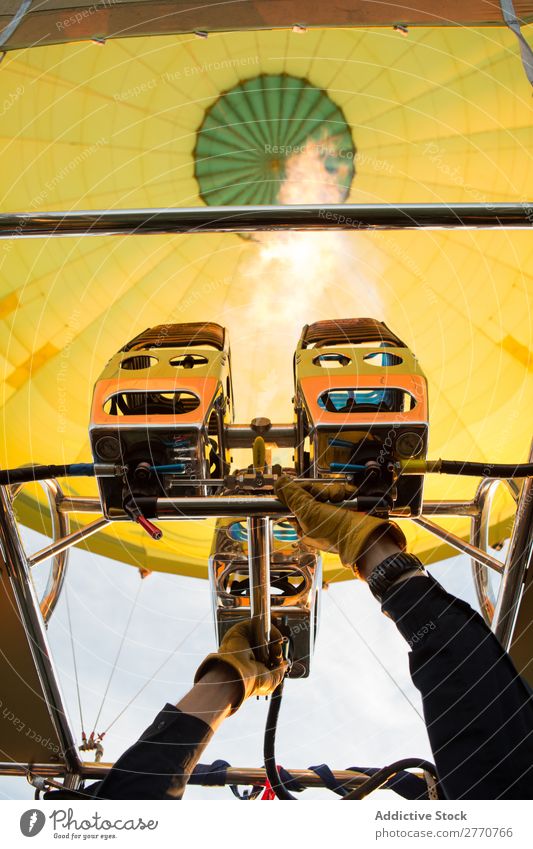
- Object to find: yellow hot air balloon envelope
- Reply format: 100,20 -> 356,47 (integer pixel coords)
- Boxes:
0,22 -> 532,582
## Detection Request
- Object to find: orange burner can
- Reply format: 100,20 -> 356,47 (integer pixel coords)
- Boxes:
89,323 -> 233,517
293,319 -> 429,516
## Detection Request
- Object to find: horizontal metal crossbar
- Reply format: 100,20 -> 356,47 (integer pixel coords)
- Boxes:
5,760 -> 424,791
0,203 -> 532,239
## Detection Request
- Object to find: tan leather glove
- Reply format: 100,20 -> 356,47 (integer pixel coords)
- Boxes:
275,475 -> 406,573
291,479 -> 358,503
194,621 -> 288,714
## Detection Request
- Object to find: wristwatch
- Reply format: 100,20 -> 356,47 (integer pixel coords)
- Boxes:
366,552 -> 426,603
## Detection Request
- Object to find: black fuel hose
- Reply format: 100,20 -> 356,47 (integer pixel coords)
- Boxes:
342,757 -> 440,800
437,460 -> 533,478
263,679 -> 297,800
3,459 -> 532,487
264,679 -> 440,801
0,463 -> 95,486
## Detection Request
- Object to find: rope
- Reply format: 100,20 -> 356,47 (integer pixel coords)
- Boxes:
90,579 -> 144,736
64,583 -> 85,736
0,0 -> 32,48
500,0 -> 533,87
328,592 -> 424,722
101,613 -> 208,735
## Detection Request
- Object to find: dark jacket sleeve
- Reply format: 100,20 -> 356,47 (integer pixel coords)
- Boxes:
93,704 -> 213,799
382,574 -> 533,800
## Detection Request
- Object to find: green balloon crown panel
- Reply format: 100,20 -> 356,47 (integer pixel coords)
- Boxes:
194,74 -> 356,206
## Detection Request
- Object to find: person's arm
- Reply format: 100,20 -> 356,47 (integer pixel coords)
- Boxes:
274,475 -> 410,582
275,477 -> 533,800
92,621 -> 287,800
176,664 -> 241,732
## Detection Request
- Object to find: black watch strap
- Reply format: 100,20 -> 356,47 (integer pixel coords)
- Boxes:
366,552 -> 425,603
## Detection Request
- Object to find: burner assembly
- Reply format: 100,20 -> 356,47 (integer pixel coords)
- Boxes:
86,318 -> 430,674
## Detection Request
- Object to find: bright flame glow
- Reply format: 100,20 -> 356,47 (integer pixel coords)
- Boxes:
230,137 -> 384,423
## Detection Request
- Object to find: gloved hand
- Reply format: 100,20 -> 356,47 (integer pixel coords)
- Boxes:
275,475 -> 406,573
289,479 -> 358,502
194,621 -> 288,714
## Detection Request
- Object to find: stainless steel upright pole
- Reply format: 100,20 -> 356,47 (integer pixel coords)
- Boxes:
493,441 -> 533,648
247,517 -> 271,666
0,487 -> 80,773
